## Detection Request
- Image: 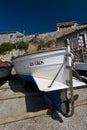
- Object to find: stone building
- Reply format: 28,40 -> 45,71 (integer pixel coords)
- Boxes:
24,21 -> 87,50
56,23 -> 87,49
55,22 -> 87,62
56,21 -> 78,31
0,31 -> 24,44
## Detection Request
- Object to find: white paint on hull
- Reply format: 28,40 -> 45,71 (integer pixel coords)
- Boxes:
13,46 -> 86,91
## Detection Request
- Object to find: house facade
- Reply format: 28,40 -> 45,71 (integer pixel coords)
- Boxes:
56,21 -> 78,32
56,22 -> 87,62
56,23 -> 87,49
0,31 -> 24,44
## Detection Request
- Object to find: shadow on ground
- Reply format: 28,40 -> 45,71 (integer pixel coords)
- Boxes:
0,74 -> 64,122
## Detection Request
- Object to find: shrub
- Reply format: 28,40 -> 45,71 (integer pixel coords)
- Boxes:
0,42 -> 29,54
0,43 -> 14,54
15,41 -> 28,50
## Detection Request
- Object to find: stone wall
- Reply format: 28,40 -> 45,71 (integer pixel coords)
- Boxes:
24,31 -> 60,42
1,49 -> 25,61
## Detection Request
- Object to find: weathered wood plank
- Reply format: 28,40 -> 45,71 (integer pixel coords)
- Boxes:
0,85 -> 23,90
0,109 -> 50,125
75,99 -> 87,107
0,92 -> 40,100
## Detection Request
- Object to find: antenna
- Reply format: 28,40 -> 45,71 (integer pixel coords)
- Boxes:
23,30 -> 25,35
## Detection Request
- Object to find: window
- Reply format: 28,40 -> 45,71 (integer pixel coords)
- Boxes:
9,34 -> 14,39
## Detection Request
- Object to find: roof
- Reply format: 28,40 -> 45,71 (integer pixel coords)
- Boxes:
56,21 -> 77,27
56,24 -> 87,39
0,31 -> 23,35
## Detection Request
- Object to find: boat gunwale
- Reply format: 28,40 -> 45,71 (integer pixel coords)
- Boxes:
12,47 -> 66,61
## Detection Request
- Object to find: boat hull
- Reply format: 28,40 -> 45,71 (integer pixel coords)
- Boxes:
12,47 -> 71,91
0,66 -> 12,78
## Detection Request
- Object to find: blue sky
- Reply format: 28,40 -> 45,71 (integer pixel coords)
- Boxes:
0,0 -> 87,34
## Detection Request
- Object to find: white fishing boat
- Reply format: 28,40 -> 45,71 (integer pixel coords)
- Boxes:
12,44 -> 71,91
0,58 -> 13,78
12,39 -> 86,116
12,41 -> 85,91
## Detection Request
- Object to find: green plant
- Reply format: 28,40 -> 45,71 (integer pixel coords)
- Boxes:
15,41 -> 28,50
0,43 -> 14,54
0,42 -> 29,54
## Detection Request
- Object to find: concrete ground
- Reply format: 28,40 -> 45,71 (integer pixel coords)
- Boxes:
0,105 -> 87,130
0,76 -> 87,130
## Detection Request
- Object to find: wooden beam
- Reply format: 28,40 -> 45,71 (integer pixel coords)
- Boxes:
0,92 -> 40,100
74,99 -> 87,107
0,109 -> 50,125
0,85 -> 23,90
73,85 -> 87,90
